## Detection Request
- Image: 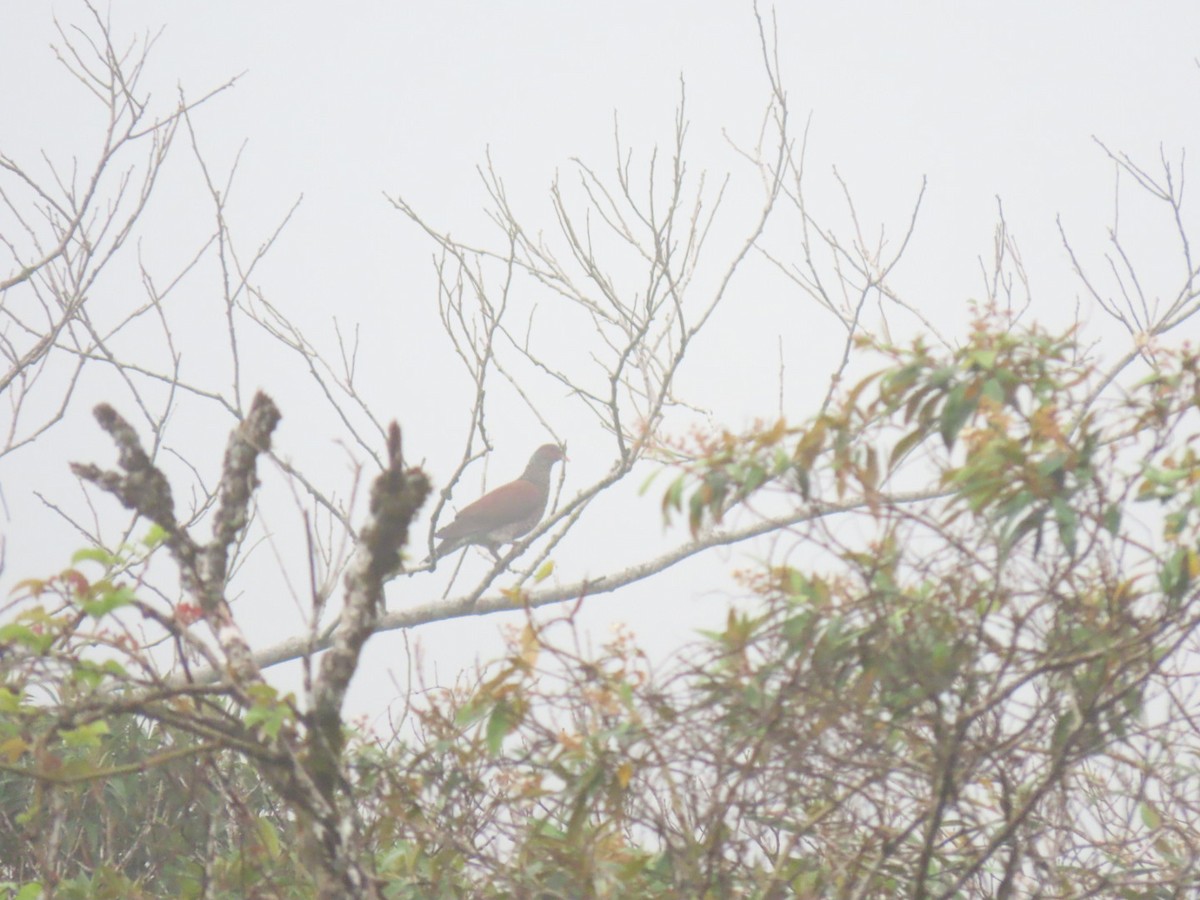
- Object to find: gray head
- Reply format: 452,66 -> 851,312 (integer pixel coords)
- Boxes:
522,444 -> 566,484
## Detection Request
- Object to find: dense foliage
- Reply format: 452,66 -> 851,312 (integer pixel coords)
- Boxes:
5,317 -> 1200,897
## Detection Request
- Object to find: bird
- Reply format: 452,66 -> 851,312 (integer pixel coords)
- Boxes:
430,444 -> 565,562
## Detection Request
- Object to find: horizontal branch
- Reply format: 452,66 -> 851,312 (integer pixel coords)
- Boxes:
192,487 -> 948,679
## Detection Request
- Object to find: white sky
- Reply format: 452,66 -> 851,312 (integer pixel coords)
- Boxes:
2,2 -> 1199,722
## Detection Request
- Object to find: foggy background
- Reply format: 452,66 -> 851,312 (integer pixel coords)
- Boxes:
2,1 -> 1197,725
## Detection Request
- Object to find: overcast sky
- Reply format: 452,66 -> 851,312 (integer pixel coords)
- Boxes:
3,2 -> 1199,722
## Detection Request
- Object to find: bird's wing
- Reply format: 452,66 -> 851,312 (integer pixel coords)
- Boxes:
435,479 -> 542,541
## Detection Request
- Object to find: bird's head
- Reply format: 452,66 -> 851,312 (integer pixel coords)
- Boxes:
534,444 -> 566,464
522,443 -> 566,481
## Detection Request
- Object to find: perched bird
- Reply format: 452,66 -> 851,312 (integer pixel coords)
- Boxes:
431,444 -> 565,562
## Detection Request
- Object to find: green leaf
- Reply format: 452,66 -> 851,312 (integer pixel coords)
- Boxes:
995,489 -> 1035,523
794,465 -> 811,499
255,817 -> 283,859
882,362 -> 922,399
890,428 -> 927,470
15,883 -> 44,900
967,348 -> 998,370
0,623 -> 55,655
1005,508 -> 1044,553
142,523 -> 169,548
8,578 -> 47,598
1142,465 -> 1188,487
71,546 -> 116,568
739,463 -> 765,494
1053,497 -> 1077,557
454,699 -> 490,729
1102,503 -> 1121,536
80,584 -> 136,618
244,684 -> 292,740
981,377 -> 1005,403
1036,452 -> 1067,479
1051,709 -> 1079,753
1159,548 -> 1190,600
245,703 -> 288,740
60,720 -> 110,749
939,383 -> 976,449
1164,510 -> 1189,540
1140,801 -> 1161,830
662,475 -> 686,522
486,701 -> 516,754
0,687 -> 22,713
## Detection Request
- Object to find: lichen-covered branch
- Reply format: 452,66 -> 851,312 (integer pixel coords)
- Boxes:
72,392 -> 279,687
69,394 -> 428,898
306,422 -> 430,897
